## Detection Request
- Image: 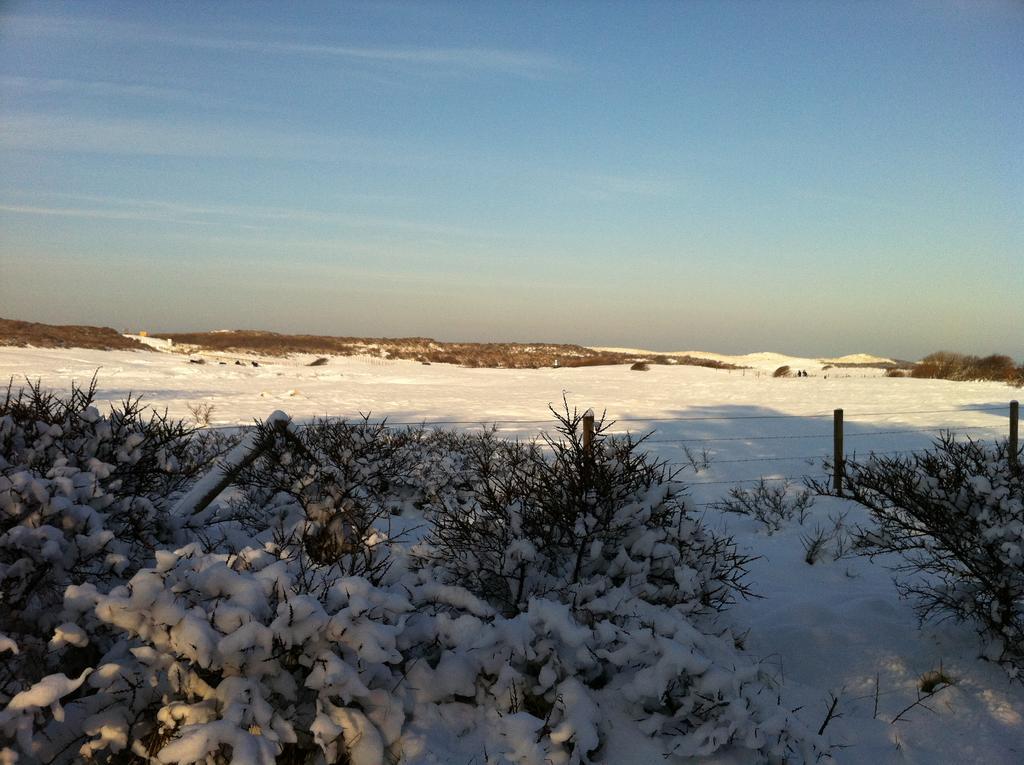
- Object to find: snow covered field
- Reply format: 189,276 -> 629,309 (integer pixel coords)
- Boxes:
1,346 -> 1022,763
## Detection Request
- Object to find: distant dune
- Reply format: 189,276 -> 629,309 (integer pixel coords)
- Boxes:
0,318 -> 148,352
140,330 -> 747,370
0,317 -> 908,372
591,347 -> 900,372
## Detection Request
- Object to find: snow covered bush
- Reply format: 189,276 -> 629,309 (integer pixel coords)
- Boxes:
2,398 -> 823,763
421,402 -> 753,616
216,416 -> 453,584
0,379 -> 220,708
403,581 -> 821,763
414,403 -> 819,762
815,435 -> 1024,676
2,544 -> 411,764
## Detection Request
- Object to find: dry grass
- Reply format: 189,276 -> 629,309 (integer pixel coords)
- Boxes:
155,330 -> 748,371
0,318 -> 148,351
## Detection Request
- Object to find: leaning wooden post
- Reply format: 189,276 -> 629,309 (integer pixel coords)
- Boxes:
173,413 -> 294,517
582,409 -> 595,459
1011,400 -> 1020,473
833,408 -> 844,497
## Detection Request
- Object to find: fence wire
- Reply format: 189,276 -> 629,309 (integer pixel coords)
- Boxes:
195,402 -> 1017,490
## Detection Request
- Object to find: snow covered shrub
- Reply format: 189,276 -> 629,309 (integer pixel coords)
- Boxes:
1,378 -> 201,499
2,399 -> 822,763
413,404 -> 820,762
221,416 -> 439,584
815,435 -> 1024,676
0,378 -> 209,707
422,402 -> 753,616
402,587 -> 822,763
2,544 -> 413,764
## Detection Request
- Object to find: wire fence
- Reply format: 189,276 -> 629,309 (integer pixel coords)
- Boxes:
196,400 -> 1019,496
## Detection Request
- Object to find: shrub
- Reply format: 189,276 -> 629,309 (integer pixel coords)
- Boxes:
799,511 -> 850,565
412,404 -> 822,762
0,378 -> 220,712
773,365 -> 792,378
186,401 -> 215,426
3,544 -> 413,764
221,416 -> 434,584
420,401 -> 754,616
1,397 -> 824,764
912,351 -> 1023,385
812,435 -> 1024,677
629,361 -> 649,371
711,478 -> 814,533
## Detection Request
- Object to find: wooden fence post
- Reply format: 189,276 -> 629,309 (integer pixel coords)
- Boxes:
174,416 -> 295,517
1011,400 -> 1019,472
582,409 -> 595,459
833,408 -> 844,497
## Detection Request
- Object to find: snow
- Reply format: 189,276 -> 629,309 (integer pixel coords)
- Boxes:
592,346 -> 898,370
123,334 -> 174,351
0,345 -> 1021,763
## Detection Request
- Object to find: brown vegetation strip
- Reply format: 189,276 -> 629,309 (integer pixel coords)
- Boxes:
0,318 -> 149,352
155,330 -> 746,370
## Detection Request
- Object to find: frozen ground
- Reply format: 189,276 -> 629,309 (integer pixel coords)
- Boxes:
1,345 -> 1021,763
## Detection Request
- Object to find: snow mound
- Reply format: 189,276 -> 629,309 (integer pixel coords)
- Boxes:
591,347 -> 897,372
821,353 -> 896,365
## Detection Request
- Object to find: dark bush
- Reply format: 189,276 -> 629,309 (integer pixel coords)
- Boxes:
773,365 -> 792,378
912,351 -> 1023,385
629,361 -> 649,371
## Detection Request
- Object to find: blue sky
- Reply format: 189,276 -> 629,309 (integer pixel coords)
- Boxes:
1,0 -> 1021,359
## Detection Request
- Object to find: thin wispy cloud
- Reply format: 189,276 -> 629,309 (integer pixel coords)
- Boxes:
0,76 -> 195,102
171,35 -> 567,78
6,15 -> 569,79
0,75 -> 271,110
0,112 -> 419,165
0,192 -> 491,239
0,203 -> 213,226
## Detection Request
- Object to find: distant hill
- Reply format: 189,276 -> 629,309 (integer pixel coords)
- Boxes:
155,329 -> 744,370
0,318 -> 148,352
